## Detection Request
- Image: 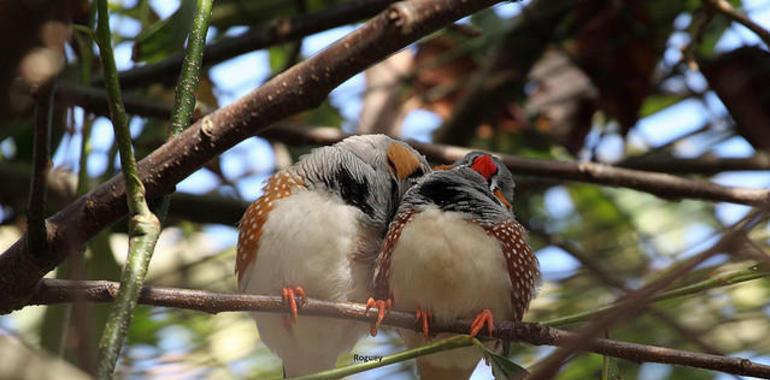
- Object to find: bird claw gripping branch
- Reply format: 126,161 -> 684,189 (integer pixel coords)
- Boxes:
365,297 -> 391,336
281,286 -> 306,325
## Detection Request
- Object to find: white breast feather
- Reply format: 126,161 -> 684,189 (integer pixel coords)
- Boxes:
238,190 -> 371,376
390,206 -> 513,371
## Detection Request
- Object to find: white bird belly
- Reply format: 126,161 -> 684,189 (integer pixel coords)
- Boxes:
238,190 -> 372,375
390,206 -> 513,371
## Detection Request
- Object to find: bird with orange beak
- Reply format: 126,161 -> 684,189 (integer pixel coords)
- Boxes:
368,152 -> 538,380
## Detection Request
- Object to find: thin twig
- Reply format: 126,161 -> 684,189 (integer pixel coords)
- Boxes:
26,278 -> 770,378
150,0 -> 215,225
93,0 -> 162,376
542,263 -> 770,327
526,211 -> 767,379
531,228 -> 728,355
26,85 -> 54,257
705,0 -> 770,47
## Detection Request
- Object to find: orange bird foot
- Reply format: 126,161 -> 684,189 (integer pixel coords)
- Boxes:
365,297 -> 392,336
469,309 -> 495,337
415,306 -> 432,338
281,286 -> 306,325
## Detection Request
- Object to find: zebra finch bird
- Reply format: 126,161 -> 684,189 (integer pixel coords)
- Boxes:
236,134 -> 429,376
368,152 -> 539,380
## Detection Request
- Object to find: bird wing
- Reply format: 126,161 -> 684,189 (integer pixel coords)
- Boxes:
482,219 -> 540,320
372,208 -> 416,299
235,172 -> 304,282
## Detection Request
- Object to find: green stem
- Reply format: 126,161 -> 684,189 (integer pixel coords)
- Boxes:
544,263 -> 770,327
94,0 -> 215,377
94,0 -> 161,378
169,0 -> 213,136
74,24 -> 94,196
288,335 -> 475,380
152,0 -> 214,222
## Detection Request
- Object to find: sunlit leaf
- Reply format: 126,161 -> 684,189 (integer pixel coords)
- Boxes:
474,340 -> 529,379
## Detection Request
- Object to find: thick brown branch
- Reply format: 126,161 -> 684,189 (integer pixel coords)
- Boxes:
26,278 -> 770,378
0,0 -> 505,313
112,0 -> 396,88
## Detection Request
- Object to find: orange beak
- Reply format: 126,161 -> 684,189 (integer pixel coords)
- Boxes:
494,189 -> 512,210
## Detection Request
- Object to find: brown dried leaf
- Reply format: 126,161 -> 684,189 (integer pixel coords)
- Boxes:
701,47 -> 770,150
569,0 -> 661,134
413,34 -> 478,119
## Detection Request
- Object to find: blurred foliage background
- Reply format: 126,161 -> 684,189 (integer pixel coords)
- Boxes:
1,0 -> 770,379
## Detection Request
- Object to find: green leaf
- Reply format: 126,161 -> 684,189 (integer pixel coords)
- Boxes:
132,0 -> 197,63
639,93 -> 685,118
268,45 -> 291,74
473,340 -> 529,380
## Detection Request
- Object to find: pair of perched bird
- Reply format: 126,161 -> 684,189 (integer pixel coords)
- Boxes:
235,135 -> 539,379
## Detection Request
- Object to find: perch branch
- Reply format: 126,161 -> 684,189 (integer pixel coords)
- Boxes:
26,278 -> 770,378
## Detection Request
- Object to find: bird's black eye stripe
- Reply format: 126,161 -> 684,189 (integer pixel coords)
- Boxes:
327,166 -> 374,217
387,158 -> 397,174
407,167 -> 425,180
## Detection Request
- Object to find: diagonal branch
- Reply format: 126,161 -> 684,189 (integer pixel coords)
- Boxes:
0,0 -> 508,314
526,211 -> 767,379
26,278 -> 770,378
531,228 -> 731,356
704,0 -> 770,47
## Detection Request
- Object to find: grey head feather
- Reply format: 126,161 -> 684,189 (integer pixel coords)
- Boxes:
287,135 -> 429,234
333,134 -> 394,171
400,166 -> 512,224
336,134 -> 431,196
288,145 -> 395,231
